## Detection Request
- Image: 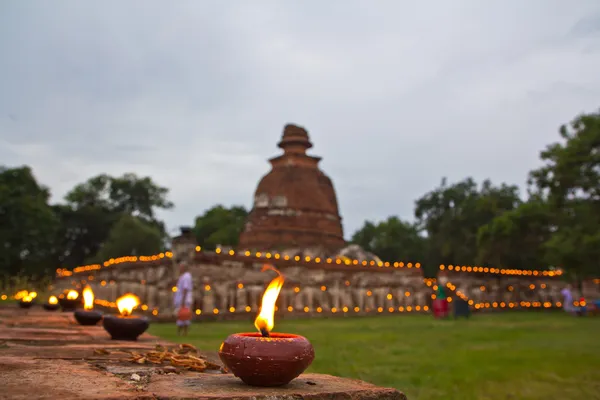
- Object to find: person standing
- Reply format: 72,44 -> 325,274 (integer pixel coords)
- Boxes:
561,283 -> 577,315
173,262 -> 193,336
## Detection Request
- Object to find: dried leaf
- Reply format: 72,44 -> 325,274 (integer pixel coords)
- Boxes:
93,348 -> 110,355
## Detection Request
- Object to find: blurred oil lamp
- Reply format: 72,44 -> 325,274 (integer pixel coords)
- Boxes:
219,265 -> 315,387
59,289 -> 81,311
18,291 -> 36,309
102,293 -> 149,341
43,295 -> 60,311
74,286 -> 103,325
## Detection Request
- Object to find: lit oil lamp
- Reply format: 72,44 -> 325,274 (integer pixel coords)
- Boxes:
219,265 -> 315,387
74,286 -> 103,325
18,291 -> 36,309
43,295 -> 60,311
102,293 -> 149,341
59,289 -> 81,311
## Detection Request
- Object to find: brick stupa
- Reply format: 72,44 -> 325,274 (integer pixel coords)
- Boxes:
238,124 -> 345,252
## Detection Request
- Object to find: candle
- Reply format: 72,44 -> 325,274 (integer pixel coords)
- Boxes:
74,286 -> 103,325
219,265 -> 315,387
43,295 -> 60,311
102,293 -> 149,341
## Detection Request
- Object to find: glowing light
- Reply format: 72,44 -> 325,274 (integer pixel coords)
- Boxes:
254,265 -> 284,335
82,285 -> 94,310
48,295 -> 58,305
66,290 -> 79,300
116,293 -> 140,316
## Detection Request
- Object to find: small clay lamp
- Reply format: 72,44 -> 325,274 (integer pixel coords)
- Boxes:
59,289 -> 81,311
19,292 -> 36,309
219,265 -> 315,387
74,285 -> 103,325
43,295 -> 60,311
102,293 -> 149,341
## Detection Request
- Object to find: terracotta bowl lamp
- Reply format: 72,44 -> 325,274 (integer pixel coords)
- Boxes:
102,293 -> 149,341
219,332 -> 314,387
219,265 -> 315,387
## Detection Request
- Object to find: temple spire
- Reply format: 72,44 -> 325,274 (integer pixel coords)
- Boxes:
277,124 -> 313,155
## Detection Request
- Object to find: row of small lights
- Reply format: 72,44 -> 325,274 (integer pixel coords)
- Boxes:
56,246 -> 423,278
439,264 -> 563,277
209,246 -> 422,269
439,280 -> 566,309
56,251 -> 175,277
55,247 -> 567,279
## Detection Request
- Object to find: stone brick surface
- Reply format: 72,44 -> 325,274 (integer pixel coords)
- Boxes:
0,306 -> 406,399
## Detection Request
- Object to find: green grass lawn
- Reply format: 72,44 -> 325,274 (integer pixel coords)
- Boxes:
149,312 -> 600,400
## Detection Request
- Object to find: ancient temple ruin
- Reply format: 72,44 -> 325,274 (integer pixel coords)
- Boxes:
52,123 -> 591,320
238,124 -> 346,252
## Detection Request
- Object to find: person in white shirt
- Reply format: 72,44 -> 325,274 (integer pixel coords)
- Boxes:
173,262 -> 193,336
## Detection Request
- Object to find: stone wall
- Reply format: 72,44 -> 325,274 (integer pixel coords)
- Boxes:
51,249 -> 592,319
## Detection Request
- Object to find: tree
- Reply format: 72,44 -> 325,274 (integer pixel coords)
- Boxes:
351,217 -> 426,262
476,197 -> 552,270
351,216 -> 430,274
193,205 -> 248,250
415,178 -> 521,267
56,173 -> 173,266
528,109 -> 600,279
94,215 -> 164,261
0,166 -> 58,277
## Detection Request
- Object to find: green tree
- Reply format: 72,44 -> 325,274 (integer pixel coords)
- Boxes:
476,197 -> 552,270
351,216 -> 430,273
56,173 -> 173,266
193,205 -> 248,250
528,109 -> 600,279
94,215 -> 164,261
0,166 -> 58,277
415,178 -> 521,267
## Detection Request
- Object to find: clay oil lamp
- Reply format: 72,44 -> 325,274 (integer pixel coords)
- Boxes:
43,295 -> 60,311
102,293 -> 149,341
219,265 -> 315,387
74,285 -> 103,325
18,291 -> 36,309
59,289 -> 81,311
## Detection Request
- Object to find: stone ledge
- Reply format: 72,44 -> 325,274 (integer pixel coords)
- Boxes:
0,307 -> 406,400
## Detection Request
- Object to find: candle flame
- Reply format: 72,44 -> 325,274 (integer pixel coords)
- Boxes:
66,290 -> 79,300
254,265 -> 285,335
116,293 -> 140,316
22,295 -> 33,303
48,295 -> 58,305
82,285 -> 94,310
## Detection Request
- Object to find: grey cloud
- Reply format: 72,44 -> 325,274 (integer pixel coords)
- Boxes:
1,0 -> 600,238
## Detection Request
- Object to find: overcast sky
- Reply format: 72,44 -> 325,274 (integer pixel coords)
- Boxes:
1,1 -> 599,239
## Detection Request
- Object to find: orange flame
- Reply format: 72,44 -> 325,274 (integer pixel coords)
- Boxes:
14,290 -> 29,300
48,295 -> 58,305
66,290 -> 79,300
116,293 -> 140,316
254,265 -> 285,335
82,285 -> 94,310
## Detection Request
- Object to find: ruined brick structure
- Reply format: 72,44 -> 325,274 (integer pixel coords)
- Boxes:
238,124 -> 345,252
